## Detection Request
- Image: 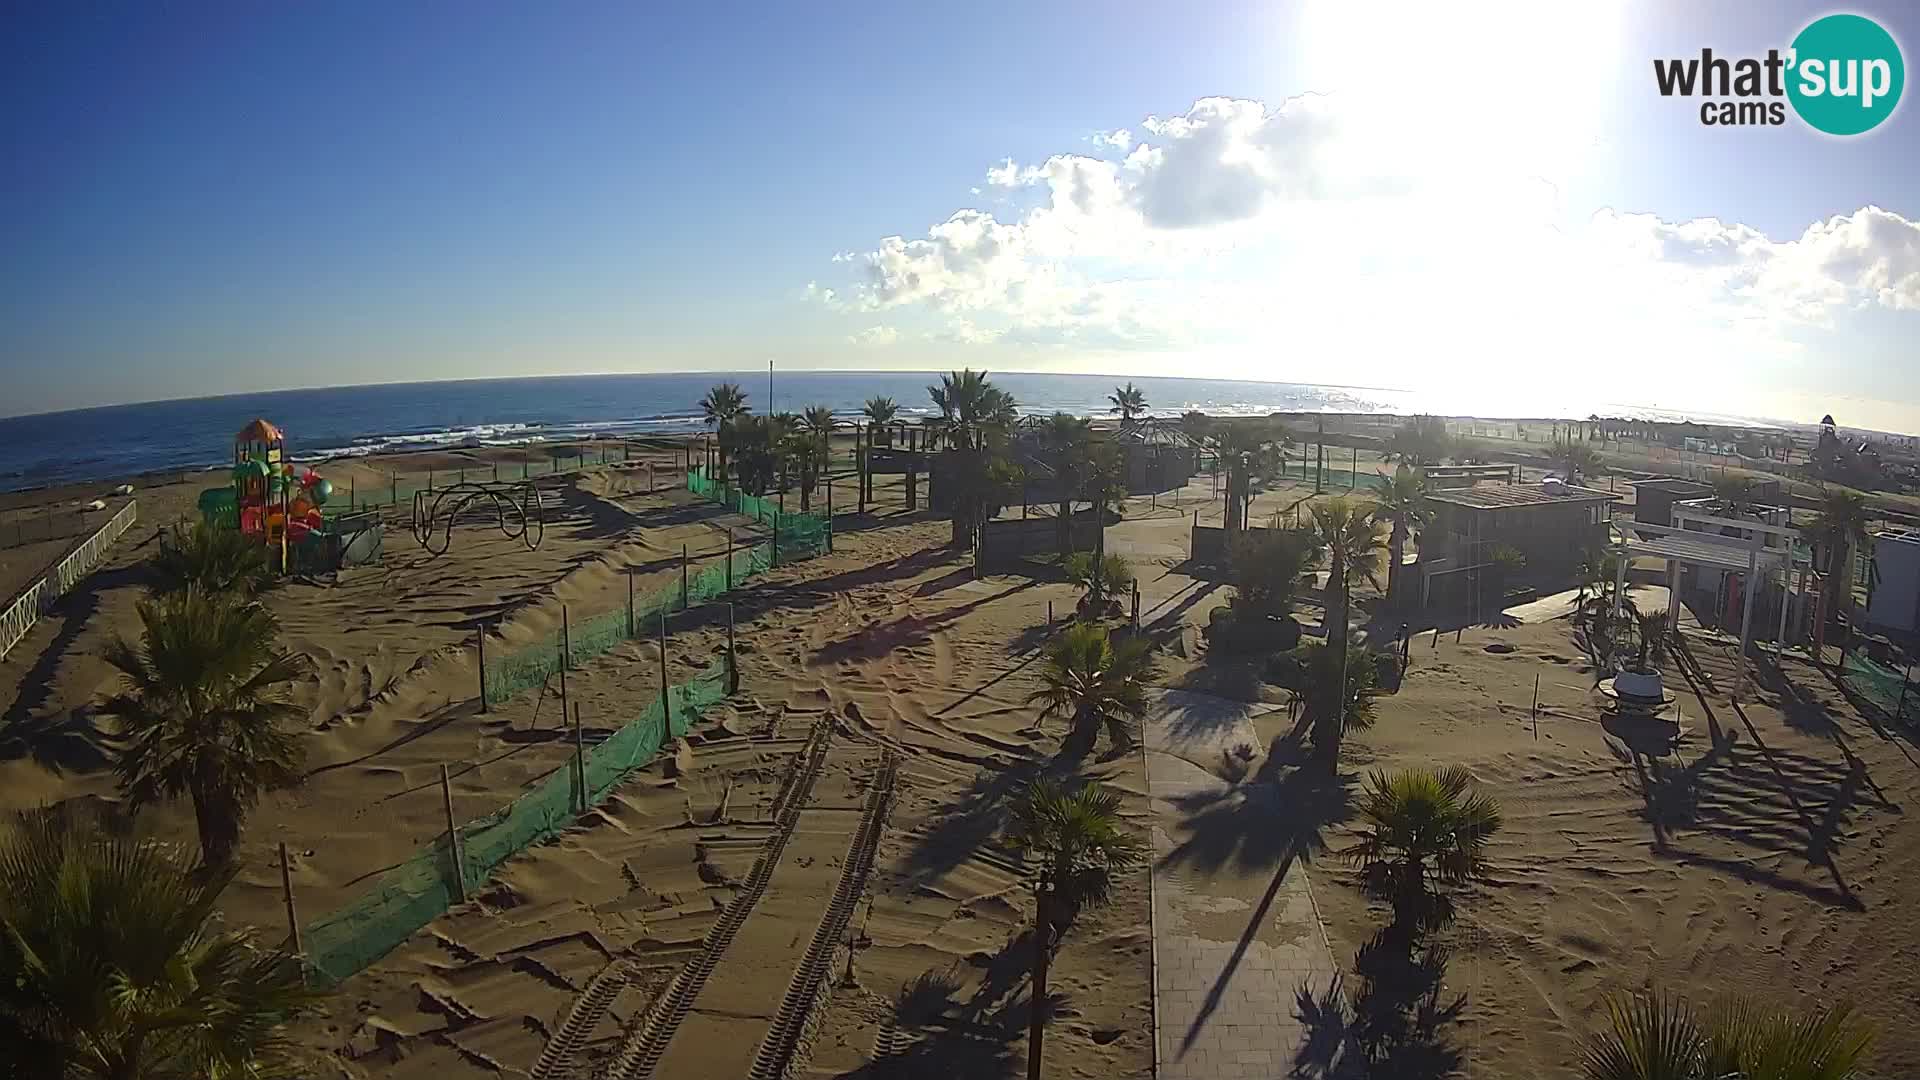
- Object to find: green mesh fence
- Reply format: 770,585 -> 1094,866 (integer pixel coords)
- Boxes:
686,467 -> 833,554
1840,651 -> 1919,723
303,647 -> 732,985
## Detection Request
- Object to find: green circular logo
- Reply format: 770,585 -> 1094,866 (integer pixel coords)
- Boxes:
1788,14 -> 1904,135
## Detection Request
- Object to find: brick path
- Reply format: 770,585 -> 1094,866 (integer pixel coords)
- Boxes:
1145,691 -> 1352,1079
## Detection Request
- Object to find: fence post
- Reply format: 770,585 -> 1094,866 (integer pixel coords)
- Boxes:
558,607 -> 570,731
441,764 -> 466,903
428,469 -> 434,491
390,476 -> 397,506
772,519 -> 780,567
1048,600 -> 1053,625
727,602 -> 738,694
627,571 -> 636,637
573,702 -> 588,814
681,545 -> 690,609
1902,663 -> 1913,717
476,623 -> 488,712
826,478 -> 834,552
561,605 -> 572,672
725,527 -> 734,591
1132,581 -> 1140,631
658,611 -> 671,730
279,841 -> 302,959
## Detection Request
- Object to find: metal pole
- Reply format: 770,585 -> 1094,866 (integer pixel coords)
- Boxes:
441,764 -> 466,902
573,702 -> 588,815
727,602 -> 739,694
726,527 -> 734,590
627,571 -> 635,637
1532,674 -> 1540,740
826,477 -> 834,552
1901,663 -> 1913,718
681,544 -> 689,609
476,623 -> 488,712
561,605 -> 572,672
279,842 -> 302,958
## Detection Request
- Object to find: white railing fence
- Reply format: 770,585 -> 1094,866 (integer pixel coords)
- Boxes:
0,499 -> 139,661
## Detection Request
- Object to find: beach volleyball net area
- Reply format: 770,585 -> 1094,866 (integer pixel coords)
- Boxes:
300,473 -> 832,985
302,646 -> 730,984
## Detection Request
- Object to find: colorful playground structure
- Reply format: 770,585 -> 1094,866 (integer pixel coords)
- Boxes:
197,418 -> 382,574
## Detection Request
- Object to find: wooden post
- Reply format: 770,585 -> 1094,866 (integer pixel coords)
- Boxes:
573,702 -> 588,814
725,527 -> 734,590
279,841 -> 302,958
727,602 -> 739,694
1048,600 -> 1053,625
1532,674 -> 1540,740
441,765 -> 466,902
1132,581 -> 1141,631
390,475 -> 397,506
476,623 -> 488,713
1351,446 -> 1358,490
681,544 -> 690,609
826,477 -> 834,552
658,611 -> 671,730
627,571 -> 636,637
427,469 -> 434,491
1027,882 -> 1051,1080
561,605 -> 572,672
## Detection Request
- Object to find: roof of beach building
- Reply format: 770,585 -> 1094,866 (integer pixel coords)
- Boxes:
1424,482 -> 1620,511
236,418 -> 284,444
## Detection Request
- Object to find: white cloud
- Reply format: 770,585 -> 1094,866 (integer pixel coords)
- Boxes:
814,93 -> 1920,424
848,325 -> 899,347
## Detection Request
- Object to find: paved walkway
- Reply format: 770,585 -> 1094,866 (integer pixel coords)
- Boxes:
1145,690 -> 1350,1079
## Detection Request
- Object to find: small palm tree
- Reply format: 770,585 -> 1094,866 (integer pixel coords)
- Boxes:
1804,487 -> 1872,636
1035,413 -> 1096,556
1342,766 -> 1502,929
1108,382 -> 1148,429
0,809 -> 321,1079
1551,440 -> 1603,482
1580,990 -> 1873,1080
1309,498 -> 1388,764
1002,779 -> 1142,1080
1295,639 -> 1381,735
1027,622 -> 1158,753
152,521 -> 275,597
1217,419 -> 1290,532
102,589 -> 308,868
1373,467 -> 1430,610
862,396 -> 898,446
1629,611 -> 1670,673
1385,415 -> 1452,468
1064,552 -> 1132,617
700,382 -> 750,481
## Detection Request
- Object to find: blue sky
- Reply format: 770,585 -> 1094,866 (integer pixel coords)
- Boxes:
4,1 -> 1918,429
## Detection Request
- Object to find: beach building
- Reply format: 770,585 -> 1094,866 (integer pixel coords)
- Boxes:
1866,529 -> 1920,634
1629,478 -> 1712,527
1416,480 -> 1620,607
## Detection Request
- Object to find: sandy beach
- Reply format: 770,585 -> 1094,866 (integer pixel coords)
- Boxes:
2,432 -> 1917,1078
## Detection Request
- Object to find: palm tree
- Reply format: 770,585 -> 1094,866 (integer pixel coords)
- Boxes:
862,396 -> 898,446
1035,413 -> 1096,556
1580,990 -> 1873,1080
1294,639 -> 1381,735
1550,440 -> 1603,482
1027,622 -> 1158,753
1711,474 -> 1754,516
793,404 -> 837,510
929,369 -> 1020,547
699,382 -> 750,482
1628,610 -> 1671,673
1108,382 -> 1148,430
1064,552 -> 1132,617
1372,466 -> 1430,610
1385,415 -> 1452,468
1342,766 -> 1502,929
1308,498 -> 1387,764
0,809 -> 320,1078
1217,419 -> 1289,532
1002,779 -> 1143,1080
151,521 -> 275,598
101,589 -> 308,868
1804,487 -> 1872,642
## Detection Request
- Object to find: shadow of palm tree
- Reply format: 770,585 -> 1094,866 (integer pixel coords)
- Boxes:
1292,926 -> 1466,1078
1156,753 -> 1354,877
